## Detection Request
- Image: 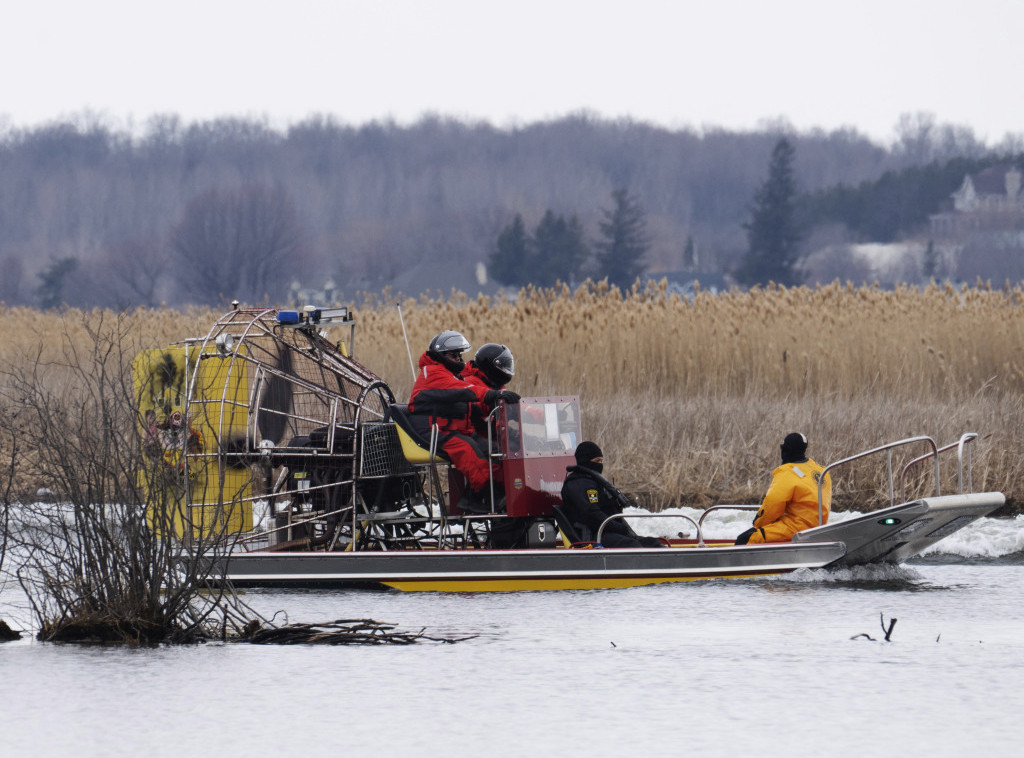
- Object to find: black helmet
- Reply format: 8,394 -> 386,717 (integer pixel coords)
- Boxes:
428,330 -> 471,373
472,343 -> 515,387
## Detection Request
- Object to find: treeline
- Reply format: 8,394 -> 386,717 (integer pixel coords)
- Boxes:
0,111 -> 1013,308
802,156 -> 996,243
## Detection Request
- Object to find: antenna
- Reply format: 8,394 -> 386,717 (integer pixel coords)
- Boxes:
397,303 -> 416,381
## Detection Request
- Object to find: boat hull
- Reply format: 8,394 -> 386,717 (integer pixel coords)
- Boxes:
208,540 -> 848,592
204,493 -> 1005,592
792,492 -> 1005,566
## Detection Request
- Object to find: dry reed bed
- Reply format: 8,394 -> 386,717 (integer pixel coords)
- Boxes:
3,280 -> 1023,510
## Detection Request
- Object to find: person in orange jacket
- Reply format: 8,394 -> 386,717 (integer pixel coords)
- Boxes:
735,432 -> 831,545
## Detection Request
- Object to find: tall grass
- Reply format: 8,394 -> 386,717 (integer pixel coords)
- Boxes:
3,280 -> 1023,510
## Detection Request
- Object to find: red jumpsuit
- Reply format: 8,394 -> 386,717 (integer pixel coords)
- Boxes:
462,363 -> 502,436
408,353 -> 500,493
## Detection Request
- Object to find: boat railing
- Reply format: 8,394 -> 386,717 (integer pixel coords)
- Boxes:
817,435 -> 939,525
696,505 -> 762,546
595,512 -> 702,547
486,405 -> 502,513
899,432 -> 978,502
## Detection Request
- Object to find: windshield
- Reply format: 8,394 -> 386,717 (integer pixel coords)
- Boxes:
502,397 -> 580,457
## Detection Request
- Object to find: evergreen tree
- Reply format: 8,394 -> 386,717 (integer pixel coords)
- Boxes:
532,210 -> 587,286
802,156 -> 993,243
491,211 -> 587,287
922,239 -> 938,280
490,213 -> 529,286
682,235 -> 697,269
595,188 -> 649,288
737,138 -> 802,287
35,257 -> 79,309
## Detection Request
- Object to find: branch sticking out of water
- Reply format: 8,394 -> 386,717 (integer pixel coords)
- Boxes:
240,618 -> 476,645
880,613 -> 897,641
851,613 -> 898,642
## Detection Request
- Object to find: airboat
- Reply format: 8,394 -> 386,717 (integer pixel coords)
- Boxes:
132,306 -> 1005,592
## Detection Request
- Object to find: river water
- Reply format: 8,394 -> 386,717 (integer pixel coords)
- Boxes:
2,511 -> 1023,758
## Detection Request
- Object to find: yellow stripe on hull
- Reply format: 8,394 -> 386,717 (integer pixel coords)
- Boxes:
382,571 -> 781,592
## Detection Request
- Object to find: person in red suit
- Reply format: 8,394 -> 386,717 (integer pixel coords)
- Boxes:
409,331 -> 518,510
463,343 -> 518,436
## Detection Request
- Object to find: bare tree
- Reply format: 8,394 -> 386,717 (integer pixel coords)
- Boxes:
0,313 -> 255,642
894,112 -> 938,165
171,184 -> 305,305
0,403 -> 24,640
99,238 -> 169,308
0,406 -> 15,562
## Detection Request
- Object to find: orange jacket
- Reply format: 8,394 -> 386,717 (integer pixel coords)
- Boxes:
747,459 -> 831,544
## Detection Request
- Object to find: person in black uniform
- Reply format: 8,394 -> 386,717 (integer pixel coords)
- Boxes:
560,441 -> 662,548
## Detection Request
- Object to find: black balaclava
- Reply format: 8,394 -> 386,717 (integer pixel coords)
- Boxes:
430,350 -> 465,375
780,432 -> 808,464
575,441 -> 604,474
468,360 -> 501,389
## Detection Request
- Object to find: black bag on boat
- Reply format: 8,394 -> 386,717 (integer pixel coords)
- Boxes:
487,518 -> 558,549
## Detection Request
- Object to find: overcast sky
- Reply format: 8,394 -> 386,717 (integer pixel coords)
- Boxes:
2,0 -> 1020,145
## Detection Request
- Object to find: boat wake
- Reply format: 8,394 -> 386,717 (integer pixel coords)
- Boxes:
916,514 -> 1024,563
782,563 -> 923,585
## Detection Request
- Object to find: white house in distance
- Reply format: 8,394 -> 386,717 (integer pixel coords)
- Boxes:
931,164 -> 1023,236
928,163 -> 1024,282
802,164 -> 1024,285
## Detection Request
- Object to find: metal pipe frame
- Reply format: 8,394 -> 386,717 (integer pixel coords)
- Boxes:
899,433 -> 978,501
818,436 -> 939,525
595,511 -> 702,546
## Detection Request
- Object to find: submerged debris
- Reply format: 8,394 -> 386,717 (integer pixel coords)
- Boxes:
240,618 -> 475,645
0,619 -> 21,642
851,612 -> 898,642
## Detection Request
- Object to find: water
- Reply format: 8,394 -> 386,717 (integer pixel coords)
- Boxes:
2,514 -> 1023,758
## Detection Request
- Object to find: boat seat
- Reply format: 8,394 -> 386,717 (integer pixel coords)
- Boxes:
387,404 -> 450,465
551,504 -> 587,547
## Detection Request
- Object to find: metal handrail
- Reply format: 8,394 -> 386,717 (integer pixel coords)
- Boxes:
899,432 -> 977,501
595,512 -> 701,546
485,405 -> 502,513
817,435 -> 939,525
424,421 -> 446,543
697,504 -> 762,547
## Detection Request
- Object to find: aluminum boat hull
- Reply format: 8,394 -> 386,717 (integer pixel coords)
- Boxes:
210,540 -> 848,592
794,492 -> 1005,566
206,492 -> 1004,592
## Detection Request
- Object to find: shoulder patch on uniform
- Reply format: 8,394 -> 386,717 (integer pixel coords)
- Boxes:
586,489 -> 599,504
792,466 -> 805,478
